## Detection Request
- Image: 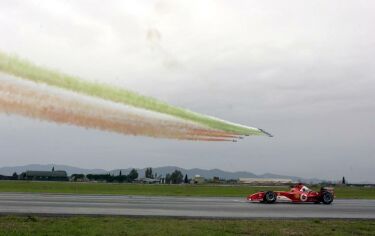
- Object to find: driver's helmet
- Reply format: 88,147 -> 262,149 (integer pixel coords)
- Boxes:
300,186 -> 310,192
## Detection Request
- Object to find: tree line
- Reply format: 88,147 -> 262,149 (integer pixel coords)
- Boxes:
2,168 -> 191,184
82,169 -> 139,183
72,168 -> 191,184
145,168 -> 189,184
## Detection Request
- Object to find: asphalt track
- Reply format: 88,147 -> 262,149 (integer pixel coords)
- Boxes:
0,193 -> 374,219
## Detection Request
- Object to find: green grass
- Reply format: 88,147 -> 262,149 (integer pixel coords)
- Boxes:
0,181 -> 286,196
0,51 -> 263,135
332,186 -> 375,199
0,216 -> 374,236
0,181 -> 374,199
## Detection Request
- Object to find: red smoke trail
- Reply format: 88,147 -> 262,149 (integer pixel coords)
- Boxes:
188,129 -> 240,139
0,77 -> 234,141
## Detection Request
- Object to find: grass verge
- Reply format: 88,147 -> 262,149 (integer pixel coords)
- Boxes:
0,181 -> 374,199
0,216 -> 374,236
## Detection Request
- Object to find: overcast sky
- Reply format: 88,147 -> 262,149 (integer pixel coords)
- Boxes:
0,0 -> 374,182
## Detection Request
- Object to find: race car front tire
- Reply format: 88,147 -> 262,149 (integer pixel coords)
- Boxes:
263,191 -> 277,204
321,191 -> 333,204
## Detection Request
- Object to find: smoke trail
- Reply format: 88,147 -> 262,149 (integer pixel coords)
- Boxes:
0,74 -> 235,141
0,51 -> 267,136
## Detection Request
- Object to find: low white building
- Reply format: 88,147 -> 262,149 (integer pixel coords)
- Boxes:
191,175 -> 205,184
136,177 -> 161,184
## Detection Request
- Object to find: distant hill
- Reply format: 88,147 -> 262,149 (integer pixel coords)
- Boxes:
0,164 -> 325,183
109,166 -> 258,180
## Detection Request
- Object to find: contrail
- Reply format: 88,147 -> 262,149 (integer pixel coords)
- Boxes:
0,74 -> 234,141
0,51 -> 271,140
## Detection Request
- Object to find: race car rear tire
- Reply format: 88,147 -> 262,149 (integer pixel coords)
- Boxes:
321,191 -> 333,204
263,191 -> 277,204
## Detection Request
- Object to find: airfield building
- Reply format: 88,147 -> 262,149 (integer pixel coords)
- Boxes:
19,170 -> 68,181
191,175 -> 205,184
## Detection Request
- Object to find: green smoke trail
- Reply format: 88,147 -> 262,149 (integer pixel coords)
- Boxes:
0,51 -> 265,136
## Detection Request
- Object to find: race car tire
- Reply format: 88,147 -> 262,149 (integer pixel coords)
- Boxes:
321,191 -> 333,204
263,191 -> 277,203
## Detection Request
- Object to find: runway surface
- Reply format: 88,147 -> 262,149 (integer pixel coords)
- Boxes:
0,193 -> 374,219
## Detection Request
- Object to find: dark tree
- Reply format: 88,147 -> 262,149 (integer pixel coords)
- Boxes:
128,169 -> 139,182
86,174 -> 114,182
184,174 -> 189,184
107,173 -> 114,182
145,168 -> 153,179
342,176 -> 346,185
52,166 -> 55,172
170,170 -> 183,184
119,170 -> 122,176
165,173 -> 171,184
116,174 -> 127,183
11,172 -> 18,180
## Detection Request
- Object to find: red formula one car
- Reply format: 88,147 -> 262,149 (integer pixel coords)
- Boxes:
247,184 -> 334,204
